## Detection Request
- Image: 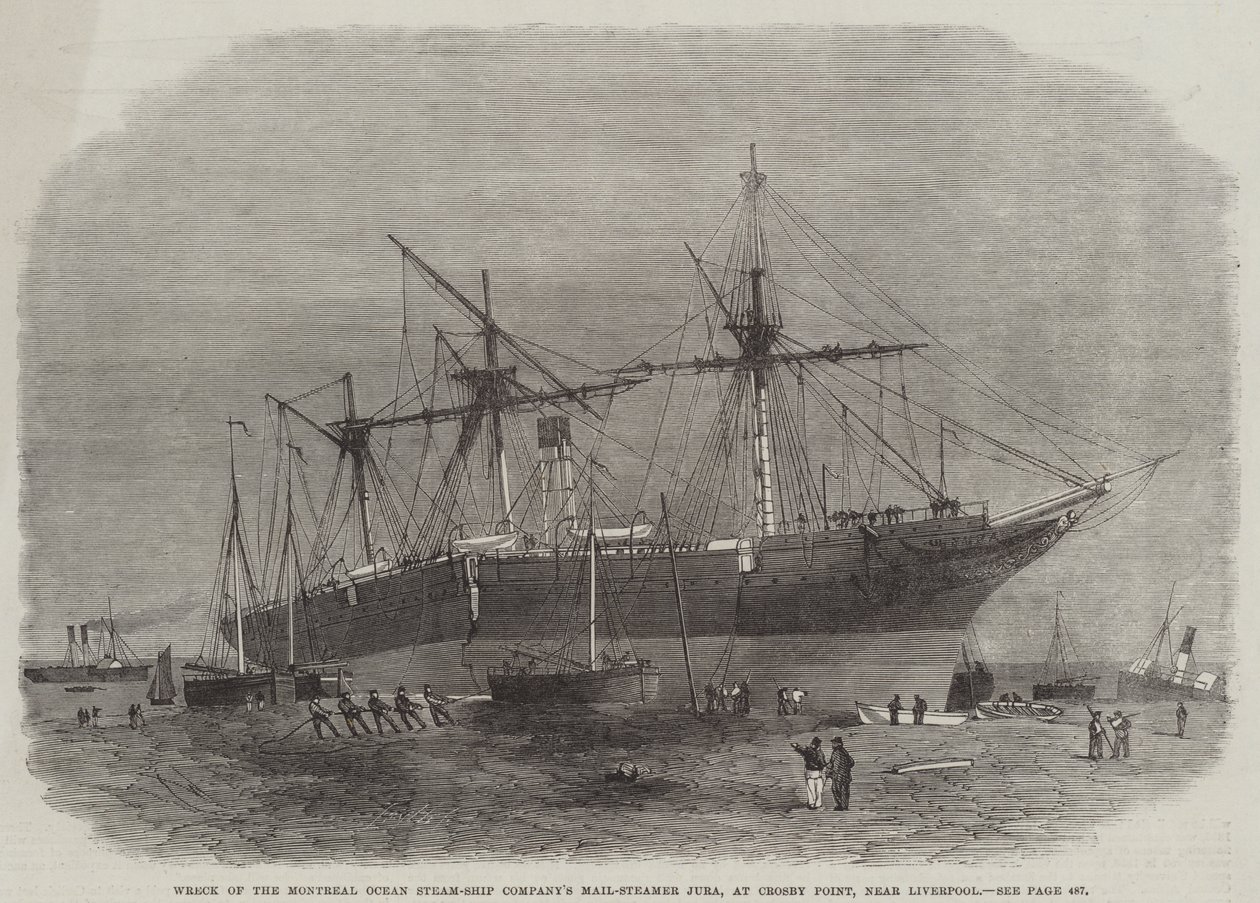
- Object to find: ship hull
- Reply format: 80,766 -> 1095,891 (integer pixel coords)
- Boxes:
183,671 -> 297,708
488,663 -> 660,705
233,514 -> 1073,710
1032,682 -> 1095,702
24,666 -> 148,683
1115,670 -> 1226,703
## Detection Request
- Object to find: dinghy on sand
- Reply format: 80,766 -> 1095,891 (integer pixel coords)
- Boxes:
975,700 -> 1063,722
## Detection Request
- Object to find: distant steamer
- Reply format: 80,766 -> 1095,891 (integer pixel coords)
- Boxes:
24,607 -> 148,684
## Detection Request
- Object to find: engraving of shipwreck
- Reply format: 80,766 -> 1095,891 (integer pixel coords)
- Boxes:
18,26 -> 1236,868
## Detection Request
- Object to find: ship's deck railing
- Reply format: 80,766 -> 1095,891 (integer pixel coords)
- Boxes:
783,499 -> 989,532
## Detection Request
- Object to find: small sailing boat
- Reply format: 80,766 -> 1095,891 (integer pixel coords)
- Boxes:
1117,582 -> 1225,702
147,645 -> 178,705
1032,593 -> 1096,702
487,462 -> 660,705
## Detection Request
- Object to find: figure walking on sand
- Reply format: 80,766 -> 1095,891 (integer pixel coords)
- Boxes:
1176,701 -> 1188,738
790,736 -> 829,810
791,688 -> 807,714
828,737 -> 855,811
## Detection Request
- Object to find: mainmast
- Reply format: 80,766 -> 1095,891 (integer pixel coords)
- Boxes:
481,270 -> 514,530
342,376 -> 375,564
738,144 -> 781,537
227,419 -> 247,675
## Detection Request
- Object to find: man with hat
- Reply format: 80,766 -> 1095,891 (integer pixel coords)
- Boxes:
1110,710 -> 1132,759
1176,701 -> 1188,739
790,736 -> 829,810
827,737 -> 855,811
367,689 -> 401,734
308,695 -> 341,739
912,694 -> 928,725
1087,709 -> 1106,760
423,684 -> 456,726
337,691 -> 373,737
887,694 -> 903,725
393,686 -> 425,730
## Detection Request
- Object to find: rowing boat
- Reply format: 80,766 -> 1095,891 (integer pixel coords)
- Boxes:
975,700 -> 1063,722
855,701 -> 970,726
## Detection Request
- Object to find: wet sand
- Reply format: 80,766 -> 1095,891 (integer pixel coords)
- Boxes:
23,683 -> 1228,865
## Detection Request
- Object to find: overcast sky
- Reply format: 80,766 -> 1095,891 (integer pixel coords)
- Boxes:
14,25 -> 1238,663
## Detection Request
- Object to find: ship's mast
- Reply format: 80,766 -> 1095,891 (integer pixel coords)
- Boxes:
482,270 -> 514,530
588,473 -> 597,668
226,418 -> 248,675
738,143 -> 781,537
342,376 -> 375,564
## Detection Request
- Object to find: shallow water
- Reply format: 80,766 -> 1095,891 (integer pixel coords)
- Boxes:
22,674 -> 1227,865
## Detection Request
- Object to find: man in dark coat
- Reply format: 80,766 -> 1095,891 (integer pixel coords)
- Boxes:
393,686 -> 425,730
423,684 -> 456,726
1176,701 -> 1188,738
777,687 -> 792,715
887,694 -> 903,725
790,736 -> 829,810
828,737 -> 855,811
1110,711 -> 1132,759
337,692 -> 372,737
704,682 -> 718,715
367,690 -> 401,734
1087,710 -> 1107,760
308,696 -> 341,739
912,694 -> 928,725
737,680 -> 752,715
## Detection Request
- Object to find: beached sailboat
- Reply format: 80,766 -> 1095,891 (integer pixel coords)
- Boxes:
487,468 -> 660,705
1032,593 -> 1096,702
147,645 -> 178,705
224,145 -> 1174,707
1117,582 -> 1225,702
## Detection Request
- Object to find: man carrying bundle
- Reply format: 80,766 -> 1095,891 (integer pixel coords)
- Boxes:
1110,711 -> 1132,759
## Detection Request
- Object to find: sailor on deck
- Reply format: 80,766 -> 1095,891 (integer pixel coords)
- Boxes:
423,684 -> 456,726
338,691 -> 372,737
367,690 -> 401,734
887,694 -> 903,725
791,736 -> 829,810
393,686 -> 425,730
828,737 -> 855,811
1176,701 -> 1188,738
308,696 -> 341,739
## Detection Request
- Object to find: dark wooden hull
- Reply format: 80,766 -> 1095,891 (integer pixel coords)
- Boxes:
945,667 -> 995,711
25,665 -> 148,683
1116,669 -> 1226,703
1032,682 -> 1095,702
487,663 -> 660,705
182,670 -> 296,708
233,514 -> 1075,708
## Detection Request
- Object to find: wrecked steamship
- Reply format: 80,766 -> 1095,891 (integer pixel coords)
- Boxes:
224,146 -> 1170,708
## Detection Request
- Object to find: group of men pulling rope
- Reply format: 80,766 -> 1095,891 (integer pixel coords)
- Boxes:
306,684 -> 457,739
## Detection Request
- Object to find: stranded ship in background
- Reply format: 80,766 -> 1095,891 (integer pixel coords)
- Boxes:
24,605 -> 148,684
211,146 -> 1173,708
